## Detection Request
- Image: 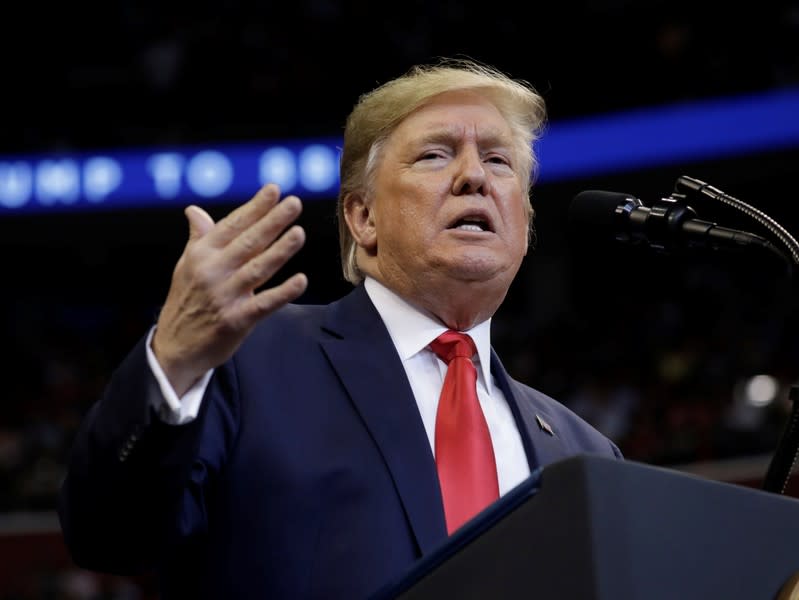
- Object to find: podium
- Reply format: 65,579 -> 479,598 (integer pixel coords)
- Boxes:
376,455 -> 799,599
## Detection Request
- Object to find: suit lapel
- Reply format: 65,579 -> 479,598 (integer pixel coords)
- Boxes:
319,286 -> 448,555
490,351 -> 571,470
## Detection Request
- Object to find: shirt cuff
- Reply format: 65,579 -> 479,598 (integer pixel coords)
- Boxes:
145,327 -> 214,425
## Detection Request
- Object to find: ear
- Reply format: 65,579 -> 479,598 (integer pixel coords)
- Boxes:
343,191 -> 377,253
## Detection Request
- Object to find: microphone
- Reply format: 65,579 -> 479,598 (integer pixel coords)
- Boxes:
569,189 -> 777,254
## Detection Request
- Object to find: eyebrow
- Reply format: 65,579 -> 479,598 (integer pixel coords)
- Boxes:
414,125 -> 514,150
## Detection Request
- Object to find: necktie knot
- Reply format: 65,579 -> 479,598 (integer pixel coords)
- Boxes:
429,331 -> 477,365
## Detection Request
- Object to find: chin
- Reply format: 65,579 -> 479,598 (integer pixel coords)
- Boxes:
443,254 -> 514,284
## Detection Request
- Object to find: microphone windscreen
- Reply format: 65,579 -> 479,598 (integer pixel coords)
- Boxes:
569,190 -> 632,233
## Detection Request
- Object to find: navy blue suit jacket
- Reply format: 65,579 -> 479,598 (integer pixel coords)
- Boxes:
59,284 -> 621,599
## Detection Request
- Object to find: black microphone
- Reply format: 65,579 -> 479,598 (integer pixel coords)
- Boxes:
569,190 -> 777,254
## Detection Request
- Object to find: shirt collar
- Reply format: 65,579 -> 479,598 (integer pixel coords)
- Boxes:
363,276 -> 494,395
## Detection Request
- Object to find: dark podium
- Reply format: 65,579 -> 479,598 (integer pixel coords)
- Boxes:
375,455 -> 799,600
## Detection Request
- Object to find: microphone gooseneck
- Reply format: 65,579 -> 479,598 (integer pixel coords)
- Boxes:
675,175 -> 799,265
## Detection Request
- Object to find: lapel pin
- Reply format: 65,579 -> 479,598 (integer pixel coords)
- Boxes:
536,414 -> 555,436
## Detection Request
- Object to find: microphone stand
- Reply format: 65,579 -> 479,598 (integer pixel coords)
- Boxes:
763,387 -> 799,494
760,258 -> 799,494
675,177 -> 799,495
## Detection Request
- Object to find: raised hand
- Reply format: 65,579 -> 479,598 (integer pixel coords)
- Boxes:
151,183 -> 308,396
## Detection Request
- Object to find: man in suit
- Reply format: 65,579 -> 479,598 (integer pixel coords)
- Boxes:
59,58 -> 622,599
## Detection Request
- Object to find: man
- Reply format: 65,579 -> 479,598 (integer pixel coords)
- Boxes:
59,58 -> 622,599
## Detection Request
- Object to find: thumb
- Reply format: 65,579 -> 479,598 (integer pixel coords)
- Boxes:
184,205 -> 215,240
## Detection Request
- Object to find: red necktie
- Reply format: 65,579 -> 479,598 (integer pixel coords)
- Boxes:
430,330 -> 499,534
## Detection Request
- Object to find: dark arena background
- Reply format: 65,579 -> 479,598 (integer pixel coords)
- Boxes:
1,1 -> 799,597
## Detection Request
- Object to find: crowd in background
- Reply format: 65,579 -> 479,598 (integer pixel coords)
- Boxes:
4,1 -> 798,154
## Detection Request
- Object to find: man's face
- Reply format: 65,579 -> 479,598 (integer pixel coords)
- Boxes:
367,90 -> 529,296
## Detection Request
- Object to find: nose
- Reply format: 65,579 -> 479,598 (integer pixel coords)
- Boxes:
451,147 -> 488,196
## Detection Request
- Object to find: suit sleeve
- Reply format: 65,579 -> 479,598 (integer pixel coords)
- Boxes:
58,334 -> 240,575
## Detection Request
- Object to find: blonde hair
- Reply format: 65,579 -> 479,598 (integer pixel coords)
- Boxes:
337,57 -> 547,284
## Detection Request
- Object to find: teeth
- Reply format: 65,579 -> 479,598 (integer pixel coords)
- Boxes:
457,223 -> 484,232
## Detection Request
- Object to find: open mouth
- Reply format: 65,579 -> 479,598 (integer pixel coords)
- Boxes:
448,215 -> 493,233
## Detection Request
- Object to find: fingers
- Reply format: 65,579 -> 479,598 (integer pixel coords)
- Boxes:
201,183 -> 304,274
224,195 -> 303,266
246,272 -> 309,322
228,224 -> 306,293
208,183 -> 282,248
185,205 -> 216,240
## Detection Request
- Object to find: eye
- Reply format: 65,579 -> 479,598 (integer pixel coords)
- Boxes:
486,154 -> 511,166
418,150 -> 446,161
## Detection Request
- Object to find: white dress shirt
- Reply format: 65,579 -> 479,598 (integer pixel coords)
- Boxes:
146,276 -> 530,496
363,277 -> 530,495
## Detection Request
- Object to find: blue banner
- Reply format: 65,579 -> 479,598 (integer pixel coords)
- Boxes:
1,86 -> 798,215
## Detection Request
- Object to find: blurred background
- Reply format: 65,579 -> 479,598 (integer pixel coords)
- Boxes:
2,0 -> 799,597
